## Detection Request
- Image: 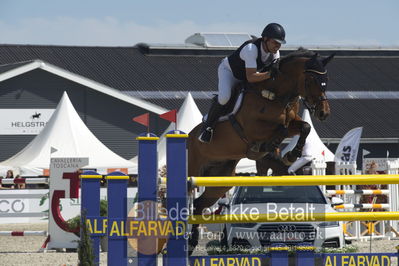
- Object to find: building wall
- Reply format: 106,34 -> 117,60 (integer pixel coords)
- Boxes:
0,69 -> 168,161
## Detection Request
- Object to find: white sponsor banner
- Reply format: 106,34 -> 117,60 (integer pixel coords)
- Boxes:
334,127 -> 363,163
48,157 -> 88,249
0,109 -> 55,135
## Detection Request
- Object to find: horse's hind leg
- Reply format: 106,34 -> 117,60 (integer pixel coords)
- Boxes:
192,186 -> 232,215
189,159 -> 238,255
193,159 -> 238,215
256,151 -> 289,176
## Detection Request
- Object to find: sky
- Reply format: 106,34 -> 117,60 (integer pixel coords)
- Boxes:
1,0 -> 398,47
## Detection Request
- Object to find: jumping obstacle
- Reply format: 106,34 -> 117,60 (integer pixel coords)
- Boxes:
326,189 -> 390,195
0,179 -> 49,249
81,132 -> 399,266
189,174 -> 399,187
0,231 -> 47,236
0,190 -> 48,219
0,177 -> 49,185
334,204 -> 390,209
81,133 -> 188,266
0,185 -> 49,245
321,160 -> 399,240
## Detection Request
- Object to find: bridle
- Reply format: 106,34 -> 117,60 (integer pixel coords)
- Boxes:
302,68 -> 328,114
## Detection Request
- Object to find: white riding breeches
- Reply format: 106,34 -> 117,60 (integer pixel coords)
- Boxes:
217,58 -> 240,105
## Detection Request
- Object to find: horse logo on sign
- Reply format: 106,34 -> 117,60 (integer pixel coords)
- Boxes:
31,112 -> 41,119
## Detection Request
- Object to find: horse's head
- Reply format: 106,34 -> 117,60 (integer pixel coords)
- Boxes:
301,53 -> 334,121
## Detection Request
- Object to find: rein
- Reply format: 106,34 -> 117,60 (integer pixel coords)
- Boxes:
305,69 -> 327,75
303,69 -> 328,113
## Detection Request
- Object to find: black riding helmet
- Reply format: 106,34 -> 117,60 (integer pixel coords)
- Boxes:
261,23 -> 286,44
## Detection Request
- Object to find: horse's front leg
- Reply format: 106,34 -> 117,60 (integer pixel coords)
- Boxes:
282,119 -> 311,166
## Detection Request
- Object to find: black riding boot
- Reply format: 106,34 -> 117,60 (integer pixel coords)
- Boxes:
198,100 -> 225,143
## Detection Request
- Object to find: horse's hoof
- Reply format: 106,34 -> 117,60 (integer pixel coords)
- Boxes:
281,155 -> 294,166
290,148 -> 302,158
282,151 -> 298,166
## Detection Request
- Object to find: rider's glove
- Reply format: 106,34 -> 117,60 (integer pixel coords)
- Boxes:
269,59 -> 281,80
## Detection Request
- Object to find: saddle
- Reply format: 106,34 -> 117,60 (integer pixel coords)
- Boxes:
201,83 -> 245,123
205,83 -> 276,122
206,83 -> 282,161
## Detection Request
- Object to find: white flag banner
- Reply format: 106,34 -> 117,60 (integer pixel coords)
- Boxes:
334,127 -> 363,163
362,149 -> 371,157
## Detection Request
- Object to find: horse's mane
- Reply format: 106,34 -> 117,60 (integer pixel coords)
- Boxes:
279,47 -> 316,66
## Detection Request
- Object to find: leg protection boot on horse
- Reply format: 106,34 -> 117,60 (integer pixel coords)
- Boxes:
198,99 -> 225,143
282,122 -> 311,166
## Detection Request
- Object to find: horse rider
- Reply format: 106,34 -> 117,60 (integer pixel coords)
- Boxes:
198,23 -> 286,143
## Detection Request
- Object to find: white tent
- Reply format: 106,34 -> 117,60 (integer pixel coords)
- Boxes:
157,92 -> 203,167
129,92 -> 259,174
0,92 -> 136,176
130,92 -> 203,172
282,109 -> 335,162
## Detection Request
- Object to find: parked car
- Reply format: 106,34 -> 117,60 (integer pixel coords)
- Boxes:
218,185 -> 345,248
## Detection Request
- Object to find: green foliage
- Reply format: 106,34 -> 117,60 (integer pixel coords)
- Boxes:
78,211 -> 95,266
205,240 -> 358,255
39,192 -> 62,220
39,192 -> 49,206
317,245 -> 358,253
67,215 -> 81,230
67,200 -> 108,231
100,199 -> 108,216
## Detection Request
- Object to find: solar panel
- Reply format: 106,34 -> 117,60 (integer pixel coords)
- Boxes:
185,33 -> 253,48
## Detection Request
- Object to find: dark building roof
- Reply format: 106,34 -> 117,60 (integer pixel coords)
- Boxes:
0,61 -> 33,74
0,43 -> 398,140
1,44 -> 399,93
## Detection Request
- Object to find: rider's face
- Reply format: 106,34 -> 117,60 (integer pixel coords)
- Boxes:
264,38 -> 281,54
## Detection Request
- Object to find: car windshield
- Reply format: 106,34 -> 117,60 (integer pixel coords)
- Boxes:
233,186 -> 326,204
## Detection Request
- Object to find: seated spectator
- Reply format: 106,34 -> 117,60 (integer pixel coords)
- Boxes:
1,170 -> 15,189
366,161 -> 378,174
14,175 -> 25,189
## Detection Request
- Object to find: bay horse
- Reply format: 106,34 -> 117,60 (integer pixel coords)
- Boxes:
187,48 -> 335,252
